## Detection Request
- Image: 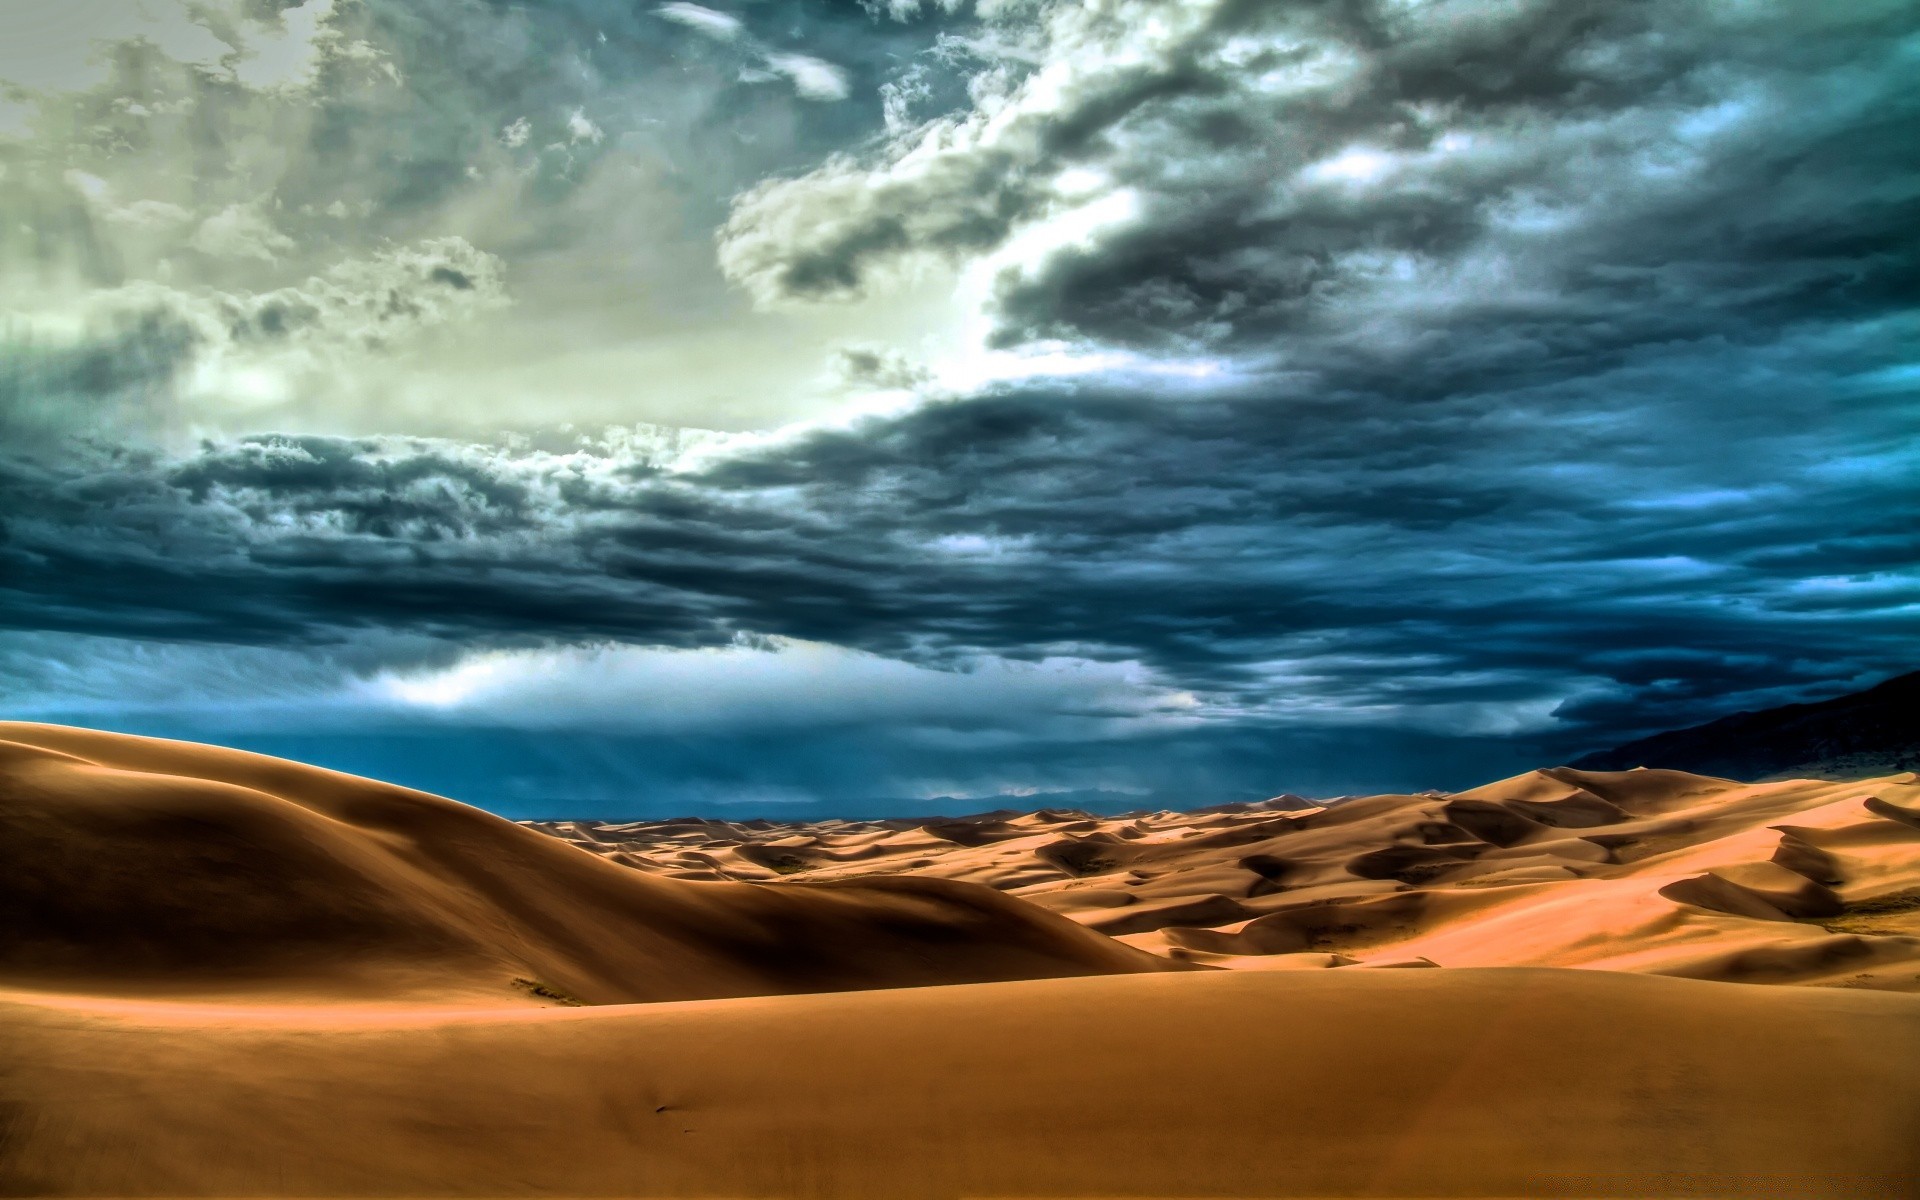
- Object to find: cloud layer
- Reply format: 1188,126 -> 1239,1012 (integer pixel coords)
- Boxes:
3,0 -> 1917,807
722,0 -> 1920,378
7,325 -> 1913,753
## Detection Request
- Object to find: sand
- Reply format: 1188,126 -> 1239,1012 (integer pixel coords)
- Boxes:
534,765 -> 1920,990
4,722 -> 1918,1197
0,721 -> 1168,1005
9,970 -> 1917,1197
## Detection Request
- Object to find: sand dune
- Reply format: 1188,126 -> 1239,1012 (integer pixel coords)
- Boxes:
538,764 -> 1920,990
4,723 -> 1918,1197
7,969 -> 1918,1197
0,722 -> 1167,1005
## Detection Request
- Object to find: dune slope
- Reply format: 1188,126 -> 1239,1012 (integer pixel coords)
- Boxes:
5,968 -> 1917,1197
0,723 -> 1168,1004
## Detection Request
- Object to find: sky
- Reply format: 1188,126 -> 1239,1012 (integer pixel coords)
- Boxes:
2,0 -> 1917,816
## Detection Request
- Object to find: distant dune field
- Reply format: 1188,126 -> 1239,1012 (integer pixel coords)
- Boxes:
3,721 -> 1918,1196
534,759 -> 1920,990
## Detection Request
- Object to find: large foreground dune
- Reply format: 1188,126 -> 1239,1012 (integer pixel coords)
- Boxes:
0,722 -> 1165,1005
8,969 -> 1917,1197
3,722 -> 1918,1197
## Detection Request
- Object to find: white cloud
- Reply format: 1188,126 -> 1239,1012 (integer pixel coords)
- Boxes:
1306,146 -> 1396,186
566,108 -> 604,144
363,638 -> 1199,737
880,64 -> 934,134
765,53 -> 851,101
866,0 -> 969,20
654,3 -> 744,42
650,1 -> 848,105
0,630 -> 1203,746
190,202 -> 297,262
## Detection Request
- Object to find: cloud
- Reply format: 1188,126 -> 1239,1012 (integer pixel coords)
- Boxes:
0,0 -> 401,296
1,0 -> 1916,805
764,53 -> 851,101
0,1 -> 283,93
0,0 -> 381,145
228,0 -> 341,91
655,3 -> 744,42
716,0 -> 1920,399
862,0 -> 969,21
0,238 -> 508,442
0,628 -> 1194,742
827,343 -> 932,391
0,630 -> 1534,810
716,0 -> 1244,306
566,108 -> 605,145
0,0 -> 940,438
651,4 -> 852,103
190,202 -> 297,262
363,638 -> 1195,738
4,299 -> 1914,757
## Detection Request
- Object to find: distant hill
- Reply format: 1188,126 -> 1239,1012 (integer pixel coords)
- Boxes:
1570,670 -> 1920,780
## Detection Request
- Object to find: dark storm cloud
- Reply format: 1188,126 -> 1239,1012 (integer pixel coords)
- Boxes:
6,304 -> 1916,749
997,5 -> 1920,364
722,0 -> 1920,393
3,0 -> 1917,786
0,303 -> 204,442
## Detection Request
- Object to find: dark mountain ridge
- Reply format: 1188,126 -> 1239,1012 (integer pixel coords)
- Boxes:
1571,670 -> 1920,780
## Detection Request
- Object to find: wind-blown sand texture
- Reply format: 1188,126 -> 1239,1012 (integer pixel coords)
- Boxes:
4,721 -> 1918,1197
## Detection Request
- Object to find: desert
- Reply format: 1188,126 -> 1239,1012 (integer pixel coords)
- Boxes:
4,719 -> 1917,1196
5,3 -> 1918,1190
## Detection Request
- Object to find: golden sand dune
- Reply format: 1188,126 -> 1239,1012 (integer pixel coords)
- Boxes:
7,969 -> 1917,1197
0,722 -> 1167,1005
3,723 -> 1918,1197
538,765 -> 1920,990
